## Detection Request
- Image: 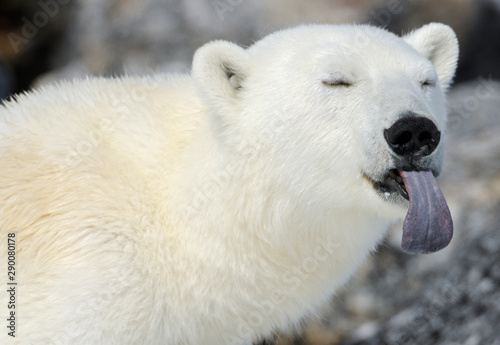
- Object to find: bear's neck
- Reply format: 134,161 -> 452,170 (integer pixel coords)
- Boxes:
171,121 -> 388,256
159,123 -> 390,337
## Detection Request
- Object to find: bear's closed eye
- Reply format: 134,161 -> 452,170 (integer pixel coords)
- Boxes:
322,71 -> 353,87
322,78 -> 352,87
420,79 -> 436,88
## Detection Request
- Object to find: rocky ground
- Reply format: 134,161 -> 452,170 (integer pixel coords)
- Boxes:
1,1 -> 500,344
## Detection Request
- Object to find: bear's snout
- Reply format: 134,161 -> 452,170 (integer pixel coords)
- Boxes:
384,116 -> 441,161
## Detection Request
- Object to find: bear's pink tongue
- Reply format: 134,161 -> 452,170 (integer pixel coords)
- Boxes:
399,170 -> 453,254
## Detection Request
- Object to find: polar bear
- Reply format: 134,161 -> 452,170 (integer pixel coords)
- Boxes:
0,23 -> 457,344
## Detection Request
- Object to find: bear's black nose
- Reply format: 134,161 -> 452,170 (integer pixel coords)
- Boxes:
384,116 -> 440,159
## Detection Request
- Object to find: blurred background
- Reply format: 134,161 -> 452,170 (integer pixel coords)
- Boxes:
1,0 -> 499,344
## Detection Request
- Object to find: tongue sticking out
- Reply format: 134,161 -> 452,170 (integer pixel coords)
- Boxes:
399,170 -> 453,254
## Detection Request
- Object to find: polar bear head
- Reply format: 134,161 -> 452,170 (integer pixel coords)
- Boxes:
192,23 -> 458,254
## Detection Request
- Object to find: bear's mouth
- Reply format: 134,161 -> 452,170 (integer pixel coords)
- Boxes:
363,169 -> 409,201
362,169 -> 453,255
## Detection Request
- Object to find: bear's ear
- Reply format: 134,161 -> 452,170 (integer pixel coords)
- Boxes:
404,23 -> 459,90
192,40 -> 248,107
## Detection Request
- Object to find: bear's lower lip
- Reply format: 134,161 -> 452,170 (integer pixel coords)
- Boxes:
362,170 -> 409,201
385,170 -> 409,200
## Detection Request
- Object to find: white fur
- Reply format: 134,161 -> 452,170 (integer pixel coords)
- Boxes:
0,24 -> 458,344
